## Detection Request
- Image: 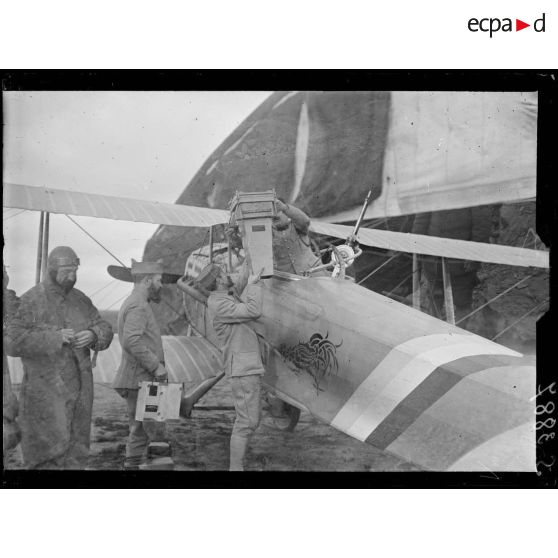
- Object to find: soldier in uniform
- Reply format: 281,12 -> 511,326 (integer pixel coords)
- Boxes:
226,198 -> 324,276
113,259 -> 173,470
204,263 -> 265,471
271,199 -> 321,275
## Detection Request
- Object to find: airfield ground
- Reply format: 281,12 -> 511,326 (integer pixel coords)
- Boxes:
5,380 -> 420,472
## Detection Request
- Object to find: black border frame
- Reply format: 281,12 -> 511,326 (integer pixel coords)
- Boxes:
2,70 -> 556,488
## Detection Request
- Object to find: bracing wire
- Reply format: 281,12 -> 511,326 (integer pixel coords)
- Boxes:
4,209 -> 27,221
384,272 -> 413,299
89,279 -> 118,299
357,252 -> 400,285
456,274 -> 533,325
65,215 -> 127,267
105,292 -> 129,311
491,298 -> 549,342
64,214 -> 214,320
95,282 -> 123,307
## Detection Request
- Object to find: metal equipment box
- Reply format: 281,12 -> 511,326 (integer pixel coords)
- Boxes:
135,381 -> 183,422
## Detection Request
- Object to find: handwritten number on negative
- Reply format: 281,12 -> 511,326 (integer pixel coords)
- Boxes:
537,432 -> 555,444
536,417 -> 556,430
536,456 -> 556,476
531,382 -> 556,402
536,401 -> 555,415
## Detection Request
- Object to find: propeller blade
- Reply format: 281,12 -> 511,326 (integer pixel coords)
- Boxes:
3,183 -> 229,228
310,221 -> 549,269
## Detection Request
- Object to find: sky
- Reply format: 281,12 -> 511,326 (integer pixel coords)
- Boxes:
3,91 -> 271,309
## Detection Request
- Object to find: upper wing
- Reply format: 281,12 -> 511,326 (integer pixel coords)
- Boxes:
5,182 -> 548,268
3,183 -> 229,227
310,221 -> 549,269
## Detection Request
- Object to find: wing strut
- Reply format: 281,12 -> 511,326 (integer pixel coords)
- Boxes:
412,253 -> 420,309
441,258 -> 455,325
35,211 -> 50,284
35,212 -> 44,284
42,213 -> 50,281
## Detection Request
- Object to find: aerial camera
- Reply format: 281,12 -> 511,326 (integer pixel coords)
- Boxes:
229,190 -> 277,278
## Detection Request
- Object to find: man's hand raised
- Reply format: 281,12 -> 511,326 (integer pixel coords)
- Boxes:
248,268 -> 265,285
275,199 -> 288,213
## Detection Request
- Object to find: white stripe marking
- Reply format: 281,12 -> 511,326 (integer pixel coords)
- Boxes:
272,91 -> 298,110
331,333 -> 521,441
205,160 -> 219,176
291,101 -> 309,204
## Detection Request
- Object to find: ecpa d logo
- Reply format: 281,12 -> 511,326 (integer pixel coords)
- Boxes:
468,13 -> 546,37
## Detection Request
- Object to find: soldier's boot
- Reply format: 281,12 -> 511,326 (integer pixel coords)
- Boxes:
123,454 -> 142,470
140,442 -> 174,470
229,435 -> 248,471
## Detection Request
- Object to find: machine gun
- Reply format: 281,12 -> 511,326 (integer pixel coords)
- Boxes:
306,189 -> 372,278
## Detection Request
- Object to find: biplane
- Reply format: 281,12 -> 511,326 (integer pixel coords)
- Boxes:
3,90 -> 548,472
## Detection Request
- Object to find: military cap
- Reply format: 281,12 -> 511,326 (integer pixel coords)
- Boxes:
130,259 -> 164,275
195,263 -> 224,292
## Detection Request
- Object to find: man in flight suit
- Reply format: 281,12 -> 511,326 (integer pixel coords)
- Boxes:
3,266 -> 21,463
204,262 -> 265,471
6,247 -> 113,469
113,259 -> 172,470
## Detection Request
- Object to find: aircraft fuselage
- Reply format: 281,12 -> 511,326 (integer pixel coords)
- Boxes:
184,274 -> 535,471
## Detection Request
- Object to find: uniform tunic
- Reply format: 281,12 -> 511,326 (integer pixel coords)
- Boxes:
208,283 -> 264,442
272,204 -> 323,275
6,277 -> 113,469
3,287 -> 21,457
208,284 -> 265,378
113,290 -> 165,389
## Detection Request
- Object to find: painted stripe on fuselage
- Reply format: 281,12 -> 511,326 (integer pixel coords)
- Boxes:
364,357 -> 531,450
384,363 -> 535,471
330,333 -> 522,441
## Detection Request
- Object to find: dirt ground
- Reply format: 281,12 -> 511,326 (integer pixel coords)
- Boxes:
5,380 -> 420,471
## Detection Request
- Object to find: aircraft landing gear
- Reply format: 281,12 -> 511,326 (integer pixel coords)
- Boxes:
266,395 -> 301,432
